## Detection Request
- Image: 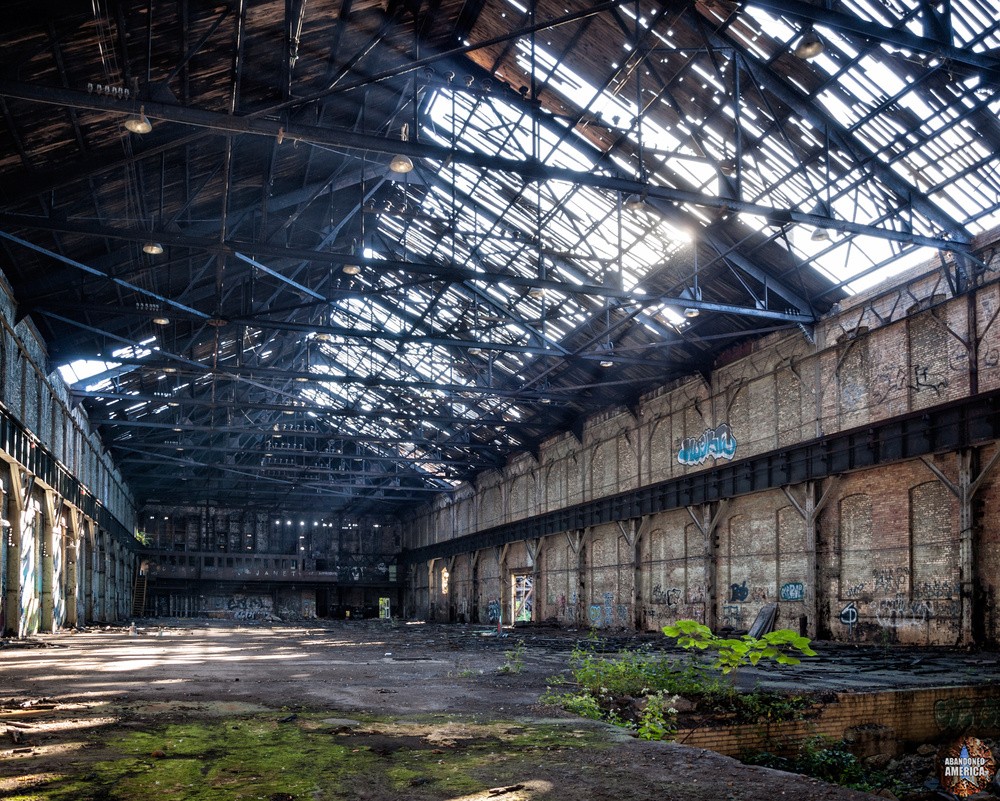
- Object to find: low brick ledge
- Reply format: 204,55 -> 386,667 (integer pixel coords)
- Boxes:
674,684 -> 1000,757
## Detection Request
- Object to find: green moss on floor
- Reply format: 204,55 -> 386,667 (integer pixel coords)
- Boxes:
5,712 -> 609,801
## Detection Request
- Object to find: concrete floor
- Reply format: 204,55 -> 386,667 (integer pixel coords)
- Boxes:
0,620 -> 995,800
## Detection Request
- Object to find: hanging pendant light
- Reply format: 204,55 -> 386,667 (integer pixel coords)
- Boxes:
793,28 -> 825,60
342,239 -> 361,274
599,341 -> 615,368
389,124 -> 414,174
624,193 -> 648,211
124,105 -> 153,134
809,200 -> 834,241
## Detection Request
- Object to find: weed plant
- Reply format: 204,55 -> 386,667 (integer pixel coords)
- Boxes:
498,640 -> 526,674
743,736 -> 905,795
543,628 -> 815,739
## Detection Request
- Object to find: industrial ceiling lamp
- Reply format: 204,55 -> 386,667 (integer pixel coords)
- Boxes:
793,27 -> 825,60
342,239 -> 361,274
682,245 -> 702,318
124,105 -> 153,134
680,286 -> 702,318
810,200 -> 834,241
599,304 -> 615,367
142,241 -> 164,255
624,193 -> 648,211
599,341 -> 615,368
389,124 -> 414,174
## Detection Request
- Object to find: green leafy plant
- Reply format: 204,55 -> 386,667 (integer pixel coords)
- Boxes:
498,640 -> 526,674
635,691 -> 678,741
562,638 -> 722,699
743,736 -> 905,795
542,635 -> 722,737
662,619 -> 817,679
543,635 -> 816,743
541,689 -> 604,719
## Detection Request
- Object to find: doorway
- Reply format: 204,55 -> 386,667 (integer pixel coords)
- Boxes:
511,574 -> 533,623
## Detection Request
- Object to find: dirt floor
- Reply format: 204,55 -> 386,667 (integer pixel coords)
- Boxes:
0,619 -> 986,800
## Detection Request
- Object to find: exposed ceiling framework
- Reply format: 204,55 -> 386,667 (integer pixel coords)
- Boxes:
0,0 -> 997,516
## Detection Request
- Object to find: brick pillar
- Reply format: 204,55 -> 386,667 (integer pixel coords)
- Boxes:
2,462 -> 22,637
40,490 -> 56,632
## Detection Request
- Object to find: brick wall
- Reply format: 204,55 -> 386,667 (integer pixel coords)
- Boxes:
675,685 -> 1000,758
402,245 -> 1000,646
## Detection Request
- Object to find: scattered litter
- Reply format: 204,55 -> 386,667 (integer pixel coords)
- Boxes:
19,698 -> 55,709
746,603 -> 777,639
488,784 -> 525,796
277,714 -> 298,723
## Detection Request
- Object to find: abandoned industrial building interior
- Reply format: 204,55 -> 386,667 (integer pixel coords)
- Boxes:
1,0 -> 1000,798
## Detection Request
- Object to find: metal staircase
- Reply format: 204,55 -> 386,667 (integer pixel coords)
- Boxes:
131,574 -> 147,618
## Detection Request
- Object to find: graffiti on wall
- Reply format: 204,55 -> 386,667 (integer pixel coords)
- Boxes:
19,524 -> 39,638
872,566 -> 909,594
875,597 -> 932,628
651,585 -> 681,606
677,423 -> 738,466
729,581 -> 749,602
722,604 -> 746,629
871,363 -> 950,403
52,533 -> 64,629
779,582 -> 805,602
872,366 -> 908,404
486,598 -> 501,623
935,698 -> 1000,732
844,581 -> 867,599
914,579 -> 960,599
226,594 -> 272,620
910,365 -> 948,394
585,593 -> 623,628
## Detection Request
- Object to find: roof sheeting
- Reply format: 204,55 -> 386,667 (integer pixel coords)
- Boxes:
0,0 -> 996,513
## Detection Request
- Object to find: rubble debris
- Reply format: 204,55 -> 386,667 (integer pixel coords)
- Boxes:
488,784 -> 525,795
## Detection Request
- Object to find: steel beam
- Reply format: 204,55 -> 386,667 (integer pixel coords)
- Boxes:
745,0 -> 1000,85
0,81 -> 969,251
1,211 -> 817,323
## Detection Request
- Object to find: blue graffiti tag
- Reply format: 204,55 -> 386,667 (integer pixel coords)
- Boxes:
780,582 -> 805,602
677,423 -> 738,466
